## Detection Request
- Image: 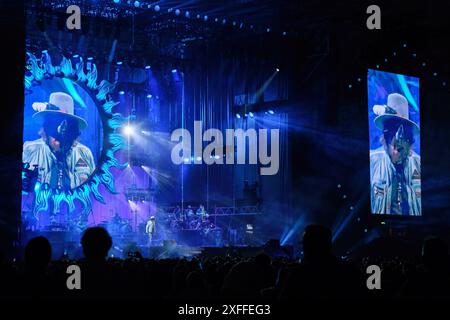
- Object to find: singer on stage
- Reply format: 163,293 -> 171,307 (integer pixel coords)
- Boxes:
146,216 -> 156,245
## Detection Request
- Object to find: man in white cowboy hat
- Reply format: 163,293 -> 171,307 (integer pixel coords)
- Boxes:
23,92 -> 95,191
145,216 -> 156,246
370,93 -> 421,216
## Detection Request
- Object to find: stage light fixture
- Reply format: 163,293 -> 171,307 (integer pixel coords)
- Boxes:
236,114 -> 241,119
116,61 -> 123,65
171,69 -> 177,73
185,11 -> 190,18
73,54 -> 79,58
113,0 -> 120,3
123,125 -> 134,136
145,65 -> 151,69
147,94 -> 152,98
133,1 -> 140,7
175,9 -> 180,16
204,15 -> 208,21
268,110 -> 275,115
196,14 -> 200,19
222,19 -> 226,24
276,68 -> 280,72
154,5 -> 160,12
119,90 -> 125,95
282,31 -> 287,36
87,57 -> 93,61
267,28 -> 271,32
249,112 -> 254,118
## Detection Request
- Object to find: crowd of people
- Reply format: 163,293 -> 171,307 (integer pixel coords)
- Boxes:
0,225 -> 449,301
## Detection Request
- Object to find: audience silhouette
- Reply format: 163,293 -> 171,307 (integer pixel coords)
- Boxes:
1,224 -> 450,302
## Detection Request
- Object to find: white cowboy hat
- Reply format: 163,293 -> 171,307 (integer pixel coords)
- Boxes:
32,92 -> 87,129
373,93 -> 419,134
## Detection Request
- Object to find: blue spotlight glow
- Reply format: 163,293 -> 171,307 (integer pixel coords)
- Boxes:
87,57 -> 93,61
222,19 -> 226,24
154,5 -> 160,12
133,1 -> 140,8
171,69 -> 177,73
268,110 -> 275,115
203,15 -> 208,21
236,114 -> 241,119
146,94 -> 152,98
145,65 -> 151,69
113,0 -> 120,3
175,9 -> 181,16
119,90 -> 125,95
196,14 -> 200,19
276,67 -> 280,72
248,112 -> 254,118
185,11 -> 190,18
116,61 -> 123,65
123,125 -> 134,136
42,50 -> 48,54
267,28 -> 271,32
73,54 -> 79,58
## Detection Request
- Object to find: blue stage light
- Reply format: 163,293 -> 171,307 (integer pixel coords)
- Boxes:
185,11 -> 190,18
276,67 -> 280,72
196,14 -> 200,19
146,94 -> 152,98
268,110 -> 275,115
119,90 -> 125,95
175,9 -> 180,16
134,1 -> 140,8
282,31 -> 287,36
222,19 -> 226,24
154,5 -> 160,12
203,15 -> 208,21
236,114 -> 241,119
123,125 -> 134,136
113,0 -> 120,3
87,57 -> 93,61
73,54 -> 79,58
116,61 -> 123,65
249,112 -> 254,118
267,28 -> 271,32
145,65 -> 151,69
171,69 -> 177,73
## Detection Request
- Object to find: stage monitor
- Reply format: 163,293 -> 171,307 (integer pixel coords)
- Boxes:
367,69 -> 421,216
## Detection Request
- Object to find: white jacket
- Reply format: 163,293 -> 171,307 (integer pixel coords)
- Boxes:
23,138 -> 95,189
370,148 -> 421,215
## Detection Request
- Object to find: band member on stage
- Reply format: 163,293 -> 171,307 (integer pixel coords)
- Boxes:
145,216 -> 156,245
370,93 -> 421,215
186,205 -> 194,218
197,204 -> 208,221
23,92 -> 95,191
